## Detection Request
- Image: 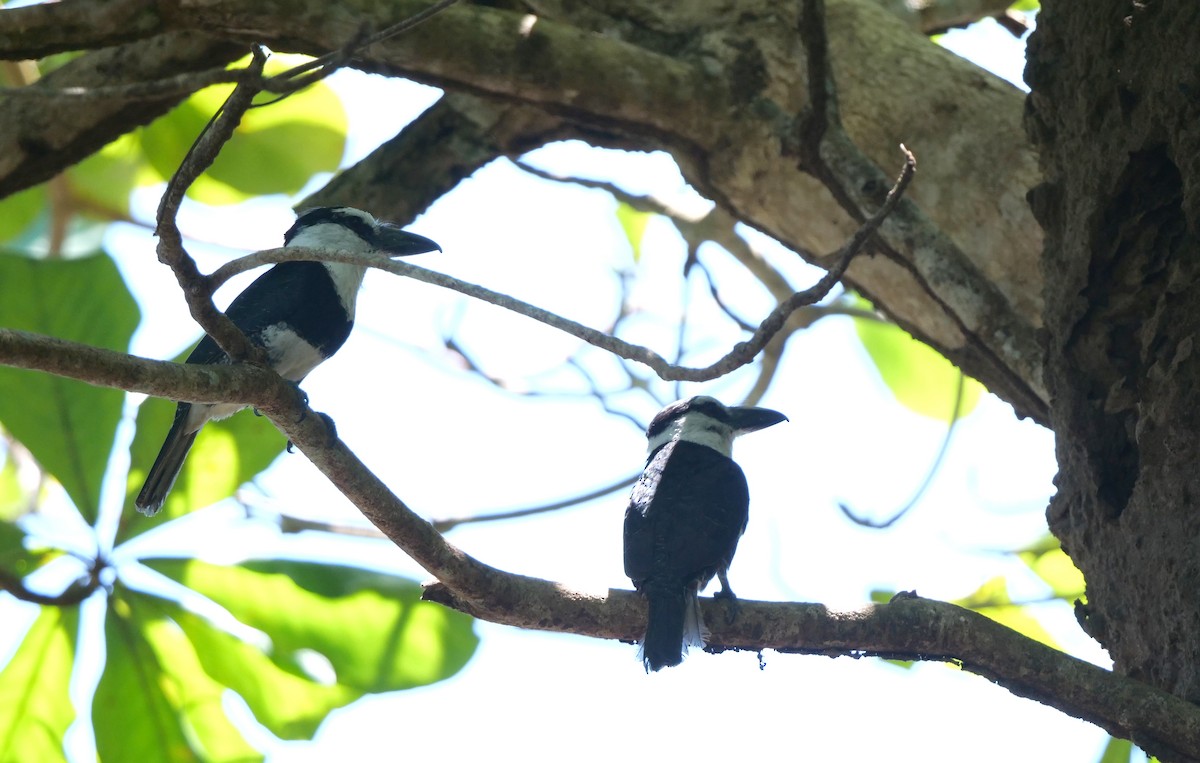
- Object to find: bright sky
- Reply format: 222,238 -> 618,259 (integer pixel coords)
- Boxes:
4,11 -> 1128,763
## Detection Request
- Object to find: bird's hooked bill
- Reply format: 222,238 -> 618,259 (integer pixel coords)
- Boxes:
373,225 -> 441,256
727,405 -> 788,435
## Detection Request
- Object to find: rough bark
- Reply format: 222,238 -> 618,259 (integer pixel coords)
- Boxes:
0,0 -> 1046,421
1027,0 -> 1200,703
0,31 -> 243,198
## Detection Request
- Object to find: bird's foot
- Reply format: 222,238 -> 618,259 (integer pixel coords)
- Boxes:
288,382 -> 310,423
714,573 -> 740,624
286,412 -> 337,453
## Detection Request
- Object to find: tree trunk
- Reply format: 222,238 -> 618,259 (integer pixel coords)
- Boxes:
1027,0 -> 1200,700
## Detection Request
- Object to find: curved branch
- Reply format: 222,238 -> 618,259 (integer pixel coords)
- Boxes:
0,0 -> 160,59
209,149 -> 913,383
0,557 -> 105,607
0,328 -> 288,407
421,580 -> 1200,762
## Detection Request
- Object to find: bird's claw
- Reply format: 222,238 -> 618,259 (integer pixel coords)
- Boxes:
286,412 -> 337,453
288,381 -> 310,423
714,571 -> 740,624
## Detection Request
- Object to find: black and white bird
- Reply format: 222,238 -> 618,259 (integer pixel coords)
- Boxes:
135,206 -> 440,516
623,396 -> 788,672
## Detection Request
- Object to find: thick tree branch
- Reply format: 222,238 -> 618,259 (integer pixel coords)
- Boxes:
0,32 -> 244,199
0,0 -> 160,59
5,320 -> 1200,760
0,329 -> 292,408
421,581 -> 1200,762
0,0 -> 1045,423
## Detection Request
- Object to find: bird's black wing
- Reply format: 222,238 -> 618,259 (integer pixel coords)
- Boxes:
186,262 -> 352,365
623,440 -> 750,590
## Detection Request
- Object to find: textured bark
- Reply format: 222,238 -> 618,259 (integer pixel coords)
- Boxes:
0,32 -> 242,198
0,0 -> 1046,421
1027,1 -> 1200,703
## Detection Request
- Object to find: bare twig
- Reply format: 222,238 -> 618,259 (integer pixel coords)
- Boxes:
152,47 -> 268,366
431,473 -> 638,532
208,148 -> 916,384
839,371 -> 966,528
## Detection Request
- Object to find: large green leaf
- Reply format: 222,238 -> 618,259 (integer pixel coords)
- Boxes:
0,606 -> 78,763
0,251 -> 139,523
137,55 -> 346,205
0,453 -> 26,521
0,186 -> 45,243
954,576 -> 1061,650
117,343 -> 288,542
144,558 -> 478,693
67,133 -> 150,218
167,603 -> 359,740
94,589 -> 262,763
853,296 -> 984,421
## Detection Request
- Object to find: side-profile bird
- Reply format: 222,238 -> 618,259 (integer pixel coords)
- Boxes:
623,395 -> 788,672
135,206 -> 440,516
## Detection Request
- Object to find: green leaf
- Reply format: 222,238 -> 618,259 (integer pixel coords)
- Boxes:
94,589 -> 262,763
166,602 -> 359,740
0,453 -> 26,521
954,576 -> 1061,650
137,56 -> 346,205
0,251 -> 139,523
144,558 -> 479,693
0,520 -> 54,578
1008,0 -> 1039,12
1099,736 -> 1133,763
615,202 -> 653,262
1017,534 -> 1086,601
67,133 -> 148,218
118,384 -> 287,542
852,295 -> 984,421
0,186 -> 45,243
0,606 -> 78,763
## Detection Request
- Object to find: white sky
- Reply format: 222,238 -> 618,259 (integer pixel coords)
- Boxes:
3,11 -> 1134,763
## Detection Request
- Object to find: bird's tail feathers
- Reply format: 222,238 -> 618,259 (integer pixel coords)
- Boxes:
135,418 -> 198,517
639,588 -> 707,672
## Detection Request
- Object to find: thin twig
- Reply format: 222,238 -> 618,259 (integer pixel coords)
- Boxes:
839,370 -> 966,528
207,148 -> 916,384
431,473 -> 639,532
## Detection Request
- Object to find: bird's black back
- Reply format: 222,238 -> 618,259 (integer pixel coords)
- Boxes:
623,439 -> 750,592
186,262 -> 352,366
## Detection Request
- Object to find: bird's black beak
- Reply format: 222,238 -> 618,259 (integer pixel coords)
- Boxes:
373,223 -> 441,257
728,406 -> 788,435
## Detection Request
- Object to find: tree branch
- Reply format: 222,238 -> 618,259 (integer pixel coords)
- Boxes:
0,328 -> 294,408
206,148 -> 913,383
0,32 -> 244,199
421,581 -> 1200,762
0,0 -> 160,59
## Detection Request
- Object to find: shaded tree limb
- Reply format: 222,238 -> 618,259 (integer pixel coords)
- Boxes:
5,279 -> 1199,763
0,32 -> 245,199
422,581 -> 1200,763
0,0 -> 1046,427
